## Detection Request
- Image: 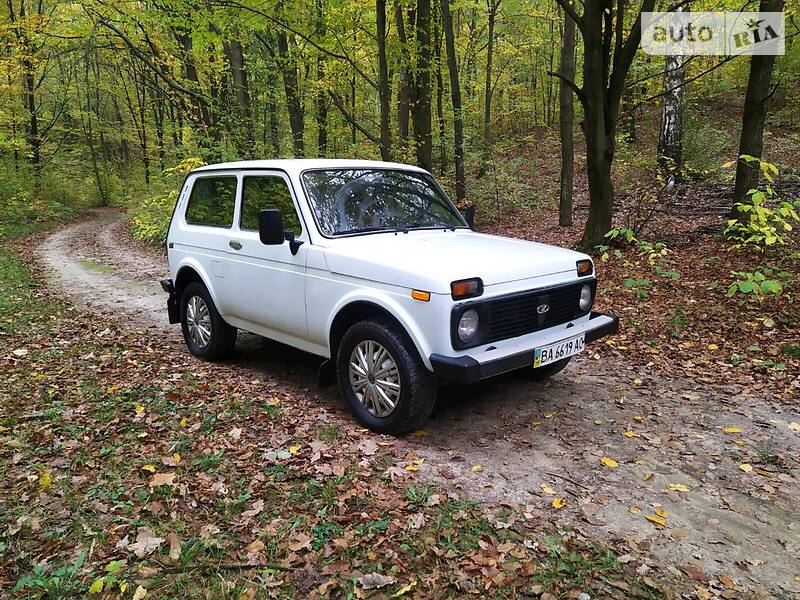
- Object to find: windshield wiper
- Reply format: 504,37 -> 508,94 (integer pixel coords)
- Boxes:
334,226 -> 390,235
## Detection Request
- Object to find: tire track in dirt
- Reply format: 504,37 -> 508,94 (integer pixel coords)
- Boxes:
33,208 -> 800,597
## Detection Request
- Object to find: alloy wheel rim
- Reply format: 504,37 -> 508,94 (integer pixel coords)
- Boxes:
349,340 -> 401,418
186,295 -> 212,349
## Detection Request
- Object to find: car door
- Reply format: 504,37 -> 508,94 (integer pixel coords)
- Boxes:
220,170 -> 309,339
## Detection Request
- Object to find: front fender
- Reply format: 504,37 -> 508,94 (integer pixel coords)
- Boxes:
326,289 -> 435,370
174,257 -> 224,313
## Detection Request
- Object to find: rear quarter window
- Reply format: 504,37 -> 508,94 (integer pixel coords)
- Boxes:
185,176 -> 237,227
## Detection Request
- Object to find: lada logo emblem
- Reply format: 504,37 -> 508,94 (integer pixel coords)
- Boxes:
537,304 -> 550,314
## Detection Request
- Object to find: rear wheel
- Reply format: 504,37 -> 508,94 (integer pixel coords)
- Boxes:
180,281 -> 237,360
336,319 -> 436,435
527,357 -> 571,382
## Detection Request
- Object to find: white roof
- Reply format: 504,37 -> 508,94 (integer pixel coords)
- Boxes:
192,158 -> 428,176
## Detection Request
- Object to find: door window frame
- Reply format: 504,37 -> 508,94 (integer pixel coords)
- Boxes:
233,170 -> 308,241
182,173 -> 239,230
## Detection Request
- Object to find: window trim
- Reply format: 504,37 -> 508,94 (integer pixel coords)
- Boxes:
183,174 -> 239,229
238,173 -> 304,235
299,167 -> 469,239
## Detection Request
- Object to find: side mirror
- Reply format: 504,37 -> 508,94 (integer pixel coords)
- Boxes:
464,204 -> 477,230
259,209 -> 284,245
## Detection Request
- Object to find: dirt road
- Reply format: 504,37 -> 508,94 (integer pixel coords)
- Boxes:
34,208 -> 800,597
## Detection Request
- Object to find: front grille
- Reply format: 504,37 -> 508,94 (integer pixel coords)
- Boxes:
484,281 -> 591,344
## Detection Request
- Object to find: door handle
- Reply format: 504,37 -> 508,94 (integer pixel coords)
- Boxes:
229,240 -> 242,250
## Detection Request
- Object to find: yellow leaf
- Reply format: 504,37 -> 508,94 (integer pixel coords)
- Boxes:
645,514 -> 667,528
119,582 -> 128,594
643,472 -> 653,481
594,419 -> 603,425
788,422 -> 800,432
544,412 -> 555,418
133,585 -> 148,600
411,430 -> 427,437
600,457 -> 619,468
179,418 -> 188,427
106,385 -> 120,393
471,464 -> 484,473
633,378 -> 643,385
39,470 -> 52,491
391,579 -> 417,597
739,463 -> 753,473
404,464 -> 418,472
633,415 -> 644,422
141,464 -> 156,473
628,505 -> 641,514
531,421 -> 541,427
667,483 -> 690,493
634,459 -> 647,465
623,431 -> 638,438
707,343 -> 718,350
540,484 -> 556,495
172,453 -> 181,463
655,507 -> 669,519
722,160 -> 736,168
723,427 -> 742,434
88,577 -> 104,594
135,404 -> 144,414
552,498 -> 565,510
289,446 -> 299,454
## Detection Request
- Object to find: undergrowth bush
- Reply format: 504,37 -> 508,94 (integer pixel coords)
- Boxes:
128,158 -> 204,245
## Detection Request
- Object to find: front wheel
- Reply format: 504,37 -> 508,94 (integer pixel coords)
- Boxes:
336,319 -> 436,435
180,282 -> 237,360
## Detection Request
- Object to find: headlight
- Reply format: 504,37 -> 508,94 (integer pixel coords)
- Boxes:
579,284 -> 593,312
458,309 -> 479,343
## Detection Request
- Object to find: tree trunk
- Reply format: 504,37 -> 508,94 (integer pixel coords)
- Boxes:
413,0 -> 433,171
434,1 -> 447,174
277,29 -> 305,157
441,0 -> 465,201
478,0 -> 499,177
657,0 -> 687,176
395,1 -> 411,150
733,0 -> 784,209
315,0 -> 329,156
558,7 -> 576,227
224,37 -> 255,157
376,0 -> 393,160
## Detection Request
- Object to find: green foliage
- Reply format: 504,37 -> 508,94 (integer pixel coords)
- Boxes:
726,267 -> 788,300
723,158 -> 800,250
623,277 -> 651,298
604,228 -> 669,264
129,158 -> 205,245
14,552 -> 86,595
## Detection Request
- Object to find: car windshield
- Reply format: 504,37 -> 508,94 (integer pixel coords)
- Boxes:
301,168 -> 466,236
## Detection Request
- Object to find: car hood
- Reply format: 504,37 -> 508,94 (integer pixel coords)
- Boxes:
321,229 -> 588,293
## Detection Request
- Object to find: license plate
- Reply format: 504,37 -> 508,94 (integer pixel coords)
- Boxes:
534,334 -> 585,368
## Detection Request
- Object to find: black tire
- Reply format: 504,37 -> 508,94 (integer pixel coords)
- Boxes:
527,357 -> 571,382
336,319 -> 436,435
180,281 -> 237,360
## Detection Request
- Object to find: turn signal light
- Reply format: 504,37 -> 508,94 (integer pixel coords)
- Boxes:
577,260 -> 593,277
411,289 -> 431,302
451,278 -> 483,300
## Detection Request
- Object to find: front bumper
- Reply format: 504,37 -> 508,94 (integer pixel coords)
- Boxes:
160,278 -> 180,324
430,311 -> 619,384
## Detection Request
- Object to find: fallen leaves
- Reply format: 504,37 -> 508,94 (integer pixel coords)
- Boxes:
129,528 -> 165,558
358,572 -> 396,590
739,463 -> 753,473
287,532 -> 312,552
645,514 -> 667,529
789,422 -> 800,432
552,498 -> 565,510
666,483 -> 690,493
166,532 -> 182,561
600,456 -> 619,468
149,472 -> 176,487
540,484 -> 556,495
471,464 -> 484,473
722,426 -> 742,434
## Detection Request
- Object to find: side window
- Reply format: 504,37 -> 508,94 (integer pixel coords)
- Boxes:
240,176 -> 302,233
185,177 -> 237,227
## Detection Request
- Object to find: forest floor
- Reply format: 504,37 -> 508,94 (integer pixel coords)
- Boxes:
1,207 -> 796,598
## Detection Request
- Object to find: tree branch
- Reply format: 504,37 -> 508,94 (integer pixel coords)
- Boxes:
328,92 -> 382,146
547,70 -> 585,105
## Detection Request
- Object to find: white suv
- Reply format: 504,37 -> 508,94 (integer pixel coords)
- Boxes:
161,159 -> 618,434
